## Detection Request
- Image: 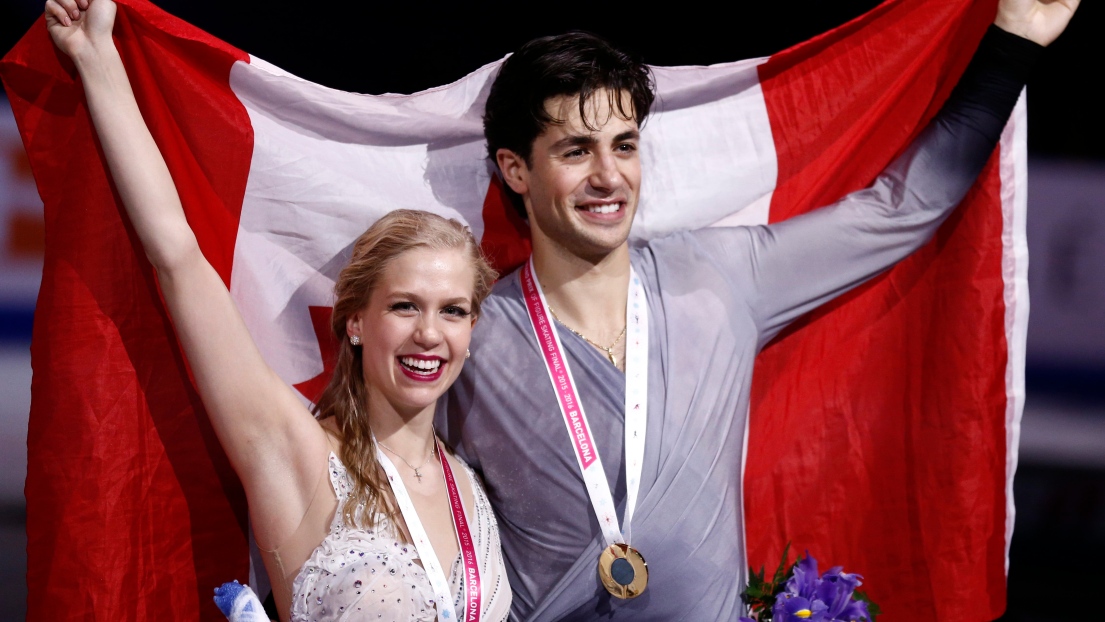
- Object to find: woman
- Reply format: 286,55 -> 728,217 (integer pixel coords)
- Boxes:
44,0 -> 511,620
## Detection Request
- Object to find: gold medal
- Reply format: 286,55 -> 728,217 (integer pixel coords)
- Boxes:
597,543 -> 648,599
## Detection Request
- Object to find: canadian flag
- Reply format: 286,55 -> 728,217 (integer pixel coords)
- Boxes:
1,0 -> 1023,619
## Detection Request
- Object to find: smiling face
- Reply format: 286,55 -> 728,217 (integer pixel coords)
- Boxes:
347,246 -> 477,418
498,88 -> 642,263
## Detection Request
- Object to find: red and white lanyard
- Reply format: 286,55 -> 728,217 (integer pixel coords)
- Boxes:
520,258 -> 649,550
376,437 -> 482,622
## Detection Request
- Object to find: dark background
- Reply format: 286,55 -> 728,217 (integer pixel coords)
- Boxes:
2,1 -> 1103,621
3,0 -> 1102,160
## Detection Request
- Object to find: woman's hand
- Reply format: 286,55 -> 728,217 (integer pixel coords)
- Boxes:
43,0 -> 330,550
995,0 -> 1080,47
45,0 -> 116,61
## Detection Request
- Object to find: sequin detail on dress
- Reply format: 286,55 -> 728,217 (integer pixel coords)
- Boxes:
289,453 -> 510,621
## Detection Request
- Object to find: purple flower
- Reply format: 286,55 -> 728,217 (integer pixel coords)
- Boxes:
774,594 -> 828,621
833,598 -> 872,622
769,552 -> 872,622
818,567 -> 869,621
787,554 -> 822,599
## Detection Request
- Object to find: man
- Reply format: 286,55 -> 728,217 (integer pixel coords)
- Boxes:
438,0 -> 1078,619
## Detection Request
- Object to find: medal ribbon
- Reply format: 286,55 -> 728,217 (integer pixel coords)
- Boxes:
520,258 -> 649,549
375,438 -> 482,622
438,438 -> 483,622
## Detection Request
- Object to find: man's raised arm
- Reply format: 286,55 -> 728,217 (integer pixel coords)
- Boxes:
696,0 -> 1077,344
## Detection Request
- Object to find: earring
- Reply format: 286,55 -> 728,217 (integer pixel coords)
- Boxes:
350,335 -> 361,346
465,349 -> 471,359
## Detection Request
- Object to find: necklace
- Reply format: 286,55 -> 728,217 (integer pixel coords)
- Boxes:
377,434 -> 437,483
548,306 -> 627,369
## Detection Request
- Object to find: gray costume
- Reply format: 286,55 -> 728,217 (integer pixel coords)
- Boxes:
438,28 -> 1037,621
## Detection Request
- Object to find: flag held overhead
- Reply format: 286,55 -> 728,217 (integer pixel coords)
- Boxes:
1,0 -> 1024,618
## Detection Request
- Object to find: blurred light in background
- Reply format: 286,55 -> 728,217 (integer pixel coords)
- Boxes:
1021,159 -> 1105,466
1003,159 -> 1105,622
0,94 -> 38,620
0,95 -> 39,502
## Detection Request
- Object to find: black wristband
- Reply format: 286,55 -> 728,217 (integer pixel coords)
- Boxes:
974,24 -> 1044,85
942,25 -> 1045,144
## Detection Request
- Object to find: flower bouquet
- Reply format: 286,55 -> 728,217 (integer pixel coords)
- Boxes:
740,546 -> 880,622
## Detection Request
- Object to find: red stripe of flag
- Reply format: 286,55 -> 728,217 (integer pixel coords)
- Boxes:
748,0 -> 1010,619
1,1 -> 254,618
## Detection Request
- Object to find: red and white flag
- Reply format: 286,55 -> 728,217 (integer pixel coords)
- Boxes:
1,0 -> 1024,619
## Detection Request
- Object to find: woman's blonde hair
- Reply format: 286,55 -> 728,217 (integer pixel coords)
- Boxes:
312,209 -> 497,529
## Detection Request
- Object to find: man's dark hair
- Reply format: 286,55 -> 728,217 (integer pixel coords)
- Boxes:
483,32 -> 655,218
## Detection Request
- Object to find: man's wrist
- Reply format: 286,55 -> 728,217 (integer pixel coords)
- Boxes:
976,24 -> 1045,87
993,13 -> 1032,41
937,23 -> 1043,147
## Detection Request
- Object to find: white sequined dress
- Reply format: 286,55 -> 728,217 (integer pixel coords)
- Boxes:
289,453 -> 511,621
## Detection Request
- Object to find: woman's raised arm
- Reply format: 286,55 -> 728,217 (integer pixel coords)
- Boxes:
45,0 -> 329,545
